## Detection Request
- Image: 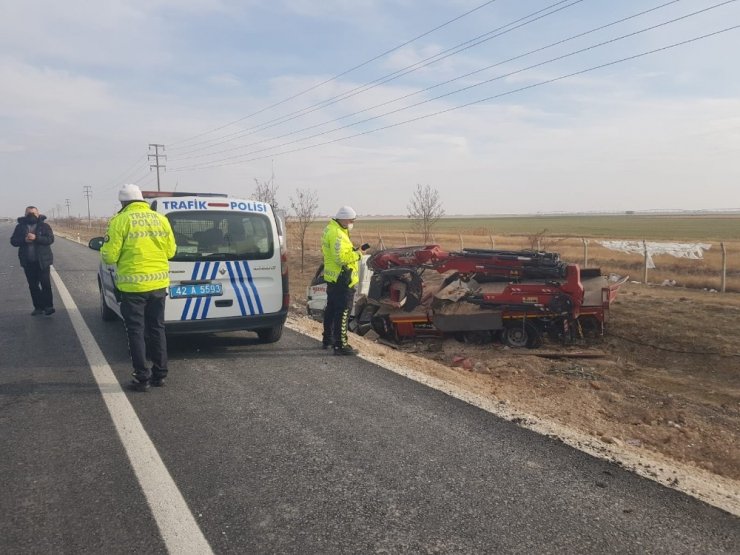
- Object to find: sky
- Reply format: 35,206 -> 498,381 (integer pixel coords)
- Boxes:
1,0 -> 739,218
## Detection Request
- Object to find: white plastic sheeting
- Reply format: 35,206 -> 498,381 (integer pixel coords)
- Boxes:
597,241 -> 712,269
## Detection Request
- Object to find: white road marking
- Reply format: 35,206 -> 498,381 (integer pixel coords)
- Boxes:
50,267 -> 213,554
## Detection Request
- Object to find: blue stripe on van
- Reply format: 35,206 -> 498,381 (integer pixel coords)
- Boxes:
226,262 -> 247,316
200,262 -> 220,319
189,262 -> 211,320
242,261 -> 264,314
233,261 -> 255,315
190,296 -> 203,320
180,262 -> 201,320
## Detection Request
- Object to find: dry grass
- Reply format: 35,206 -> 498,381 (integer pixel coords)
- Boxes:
53,216 -> 740,293
290,225 -> 740,293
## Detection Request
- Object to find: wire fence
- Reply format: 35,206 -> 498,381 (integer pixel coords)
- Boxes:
50,217 -> 740,293
289,227 -> 739,294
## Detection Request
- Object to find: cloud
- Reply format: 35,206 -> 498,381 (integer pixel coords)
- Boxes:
206,73 -> 244,87
2,0 -> 740,218
0,142 -> 25,153
0,59 -> 114,123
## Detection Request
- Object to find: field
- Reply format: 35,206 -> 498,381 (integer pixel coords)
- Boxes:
291,214 -> 740,292
354,214 -> 740,241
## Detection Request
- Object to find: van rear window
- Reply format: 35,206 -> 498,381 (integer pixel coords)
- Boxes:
167,211 -> 274,261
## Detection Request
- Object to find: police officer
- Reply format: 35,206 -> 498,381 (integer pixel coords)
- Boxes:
102,184 -> 176,391
321,206 -> 369,355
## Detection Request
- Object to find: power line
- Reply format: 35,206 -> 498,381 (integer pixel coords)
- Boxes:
167,0 -> 504,149
130,169 -> 157,186
170,0 -> 685,166
170,25 -> 740,172
100,155 -> 149,192
171,4 -> 736,171
169,0 -> 580,158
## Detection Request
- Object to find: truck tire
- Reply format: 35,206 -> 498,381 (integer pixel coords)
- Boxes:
501,321 -> 541,349
257,324 -> 283,343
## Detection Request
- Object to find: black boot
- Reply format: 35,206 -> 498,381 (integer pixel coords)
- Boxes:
333,345 -> 358,356
127,380 -> 150,392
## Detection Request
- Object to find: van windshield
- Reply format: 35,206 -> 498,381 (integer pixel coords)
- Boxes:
167,211 -> 274,261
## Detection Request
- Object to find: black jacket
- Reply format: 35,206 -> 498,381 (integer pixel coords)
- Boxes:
10,215 -> 54,269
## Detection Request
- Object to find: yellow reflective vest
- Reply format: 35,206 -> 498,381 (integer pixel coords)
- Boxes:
321,219 -> 360,288
101,201 -> 176,293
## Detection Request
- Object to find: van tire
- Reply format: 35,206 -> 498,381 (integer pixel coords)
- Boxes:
257,324 -> 283,343
100,283 -> 117,321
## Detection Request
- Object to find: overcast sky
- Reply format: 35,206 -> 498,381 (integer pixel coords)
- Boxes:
1,0 -> 739,218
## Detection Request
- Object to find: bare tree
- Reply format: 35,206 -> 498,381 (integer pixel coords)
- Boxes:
407,184 -> 445,243
289,188 -> 319,272
252,171 -> 279,212
525,228 -> 565,252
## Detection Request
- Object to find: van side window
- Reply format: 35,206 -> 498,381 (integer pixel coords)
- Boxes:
167,211 -> 273,261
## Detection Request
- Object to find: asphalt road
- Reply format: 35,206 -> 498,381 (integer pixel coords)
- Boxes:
1,222 -> 739,554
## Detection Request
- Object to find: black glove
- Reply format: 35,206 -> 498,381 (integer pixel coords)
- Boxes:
360,243 -> 371,252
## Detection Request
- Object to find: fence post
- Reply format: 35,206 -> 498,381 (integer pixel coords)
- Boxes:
489,235 -> 495,249
459,234 -> 464,250
582,238 -> 589,267
360,233 -> 364,245
537,238 -> 541,251
378,233 -> 385,250
721,242 -> 727,293
642,240 -> 649,284
403,232 -> 408,246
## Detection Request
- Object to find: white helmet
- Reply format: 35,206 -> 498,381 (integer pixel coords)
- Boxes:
119,183 -> 144,202
335,205 -> 357,219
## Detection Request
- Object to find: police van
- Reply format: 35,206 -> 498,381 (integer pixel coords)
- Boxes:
89,192 -> 289,342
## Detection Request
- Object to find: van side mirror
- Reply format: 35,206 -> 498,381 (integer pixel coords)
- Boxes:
88,237 -> 105,251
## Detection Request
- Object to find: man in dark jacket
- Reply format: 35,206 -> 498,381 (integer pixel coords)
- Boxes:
10,206 -> 55,316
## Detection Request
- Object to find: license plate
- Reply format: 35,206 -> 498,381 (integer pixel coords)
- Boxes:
169,283 -> 223,299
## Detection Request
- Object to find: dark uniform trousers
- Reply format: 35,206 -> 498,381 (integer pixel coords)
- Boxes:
120,288 -> 168,383
323,281 -> 356,348
24,262 -> 53,310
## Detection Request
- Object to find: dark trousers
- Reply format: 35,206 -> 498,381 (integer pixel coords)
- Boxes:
323,282 -> 355,348
120,288 -> 168,383
23,262 -> 53,310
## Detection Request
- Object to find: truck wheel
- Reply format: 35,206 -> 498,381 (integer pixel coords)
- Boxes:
501,322 -> 541,349
370,314 -> 395,341
257,324 -> 283,343
463,330 -> 494,345
100,284 -> 117,322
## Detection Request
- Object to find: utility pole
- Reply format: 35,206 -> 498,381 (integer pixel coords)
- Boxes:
148,143 -> 167,191
65,199 -> 71,218
83,186 -> 92,228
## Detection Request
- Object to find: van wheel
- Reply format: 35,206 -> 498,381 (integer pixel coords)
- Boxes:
256,324 -> 283,343
100,284 -> 117,321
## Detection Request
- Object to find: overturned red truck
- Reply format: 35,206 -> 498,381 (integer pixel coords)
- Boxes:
307,245 -> 627,348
